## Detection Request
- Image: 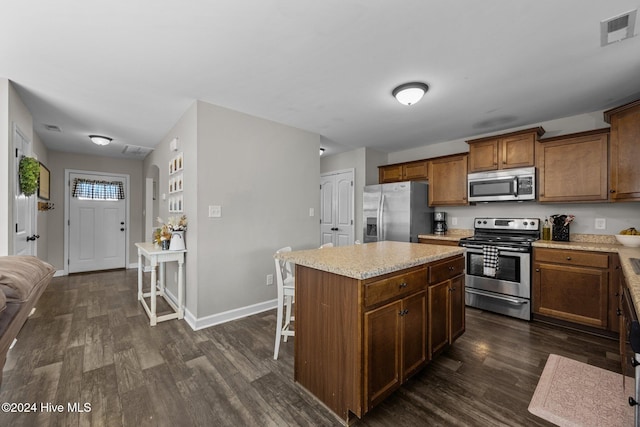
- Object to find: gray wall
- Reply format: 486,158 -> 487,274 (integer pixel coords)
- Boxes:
324,110 -> 639,237
46,151 -> 144,270
320,147 -> 388,243
144,100 -> 321,320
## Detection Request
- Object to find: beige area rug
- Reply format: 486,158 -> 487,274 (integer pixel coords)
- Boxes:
529,354 -> 634,426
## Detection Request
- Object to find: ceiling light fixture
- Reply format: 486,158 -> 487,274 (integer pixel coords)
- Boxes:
89,135 -> 112,146
392,82 -> 429,106
320,148 -> 325,155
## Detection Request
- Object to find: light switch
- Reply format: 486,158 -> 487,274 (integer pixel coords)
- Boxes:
209,205 -> 222,218
309,208 -> 314,217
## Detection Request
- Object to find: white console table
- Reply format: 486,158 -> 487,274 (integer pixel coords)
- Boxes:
135,242 -> 186,326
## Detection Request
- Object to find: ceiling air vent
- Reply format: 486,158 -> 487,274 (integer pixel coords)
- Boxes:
601,9 -> 637,46
121,144 -> 153,157
43,124 -> 62,132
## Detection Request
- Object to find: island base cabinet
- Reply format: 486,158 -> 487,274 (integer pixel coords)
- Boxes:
294,266 -> 362,422
364,291 -> 427,410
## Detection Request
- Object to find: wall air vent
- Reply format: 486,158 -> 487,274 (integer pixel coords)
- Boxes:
43,124 -> 62,132
122,144 -> 153,157
601,9 -> 637,46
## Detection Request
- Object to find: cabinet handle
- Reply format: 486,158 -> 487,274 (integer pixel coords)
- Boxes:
399,282 -> 407,288
450,287 -> 456,292
398,309 -> 409,316
566,257 -> 572,261
610,189 -> 616,193
535,268 -> 540,272
617,308 -> 622,316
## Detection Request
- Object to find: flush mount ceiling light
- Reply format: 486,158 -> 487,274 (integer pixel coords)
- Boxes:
89,135 -> 112,146
392,82 -> 429,106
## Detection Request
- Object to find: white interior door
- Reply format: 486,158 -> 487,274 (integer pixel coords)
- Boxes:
68,172 -> 127,273
320,170 -> 354,246
13,124 -> 37,256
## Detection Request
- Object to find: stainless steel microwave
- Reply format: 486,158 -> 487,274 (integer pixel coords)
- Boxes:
468,167 -> 536,202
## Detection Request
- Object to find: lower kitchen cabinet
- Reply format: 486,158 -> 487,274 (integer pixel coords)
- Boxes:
533,248 -> 618,333
427,256 -> 465,358
364,290 -> 427,409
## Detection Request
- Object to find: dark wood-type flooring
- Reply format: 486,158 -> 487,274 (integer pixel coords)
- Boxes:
0,268 -> 621,426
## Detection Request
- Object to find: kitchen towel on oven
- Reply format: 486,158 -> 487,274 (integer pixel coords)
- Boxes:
483,245 -> 499,277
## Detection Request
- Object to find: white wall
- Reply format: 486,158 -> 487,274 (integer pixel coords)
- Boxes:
0,79 -> 9,255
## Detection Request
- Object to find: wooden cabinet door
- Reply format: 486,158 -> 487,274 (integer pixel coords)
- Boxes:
428,154 -> 468,206
501,133 -> 535,169
428,280 -> 450,358
402,291 -> 427,377
468,140 -> 498,172
609,103 -> 640,201
402,160 -> 428,181
365,300 -> 402,409
537,130 -> 609,202
449,275 -> 465,342
533,263 -> 609,328
379,165 -> 403,183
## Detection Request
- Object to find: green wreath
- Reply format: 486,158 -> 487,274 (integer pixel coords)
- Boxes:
19,156 -> 40,196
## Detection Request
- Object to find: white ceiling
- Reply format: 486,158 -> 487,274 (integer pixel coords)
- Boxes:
2,1 -> 639,159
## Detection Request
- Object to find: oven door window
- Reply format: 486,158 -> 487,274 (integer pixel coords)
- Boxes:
469,178 -> 515,198
467,251 -> 521,282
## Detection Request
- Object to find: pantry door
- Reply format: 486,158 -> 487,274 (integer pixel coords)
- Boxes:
67,171 -> 129,273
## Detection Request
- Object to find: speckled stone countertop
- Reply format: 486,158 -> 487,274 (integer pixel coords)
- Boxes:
275,241 -> 464,280
533,234 -> 640,315
619,247 -> 640,314
418,229 -> 473,242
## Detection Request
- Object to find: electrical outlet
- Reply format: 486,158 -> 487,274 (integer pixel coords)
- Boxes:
451,217 -> 458,226
266,274 -> 273,286
595,218 -> 606,230
309,208 -> 314,217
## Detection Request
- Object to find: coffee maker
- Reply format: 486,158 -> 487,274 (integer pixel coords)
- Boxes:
432,211 -> 447,235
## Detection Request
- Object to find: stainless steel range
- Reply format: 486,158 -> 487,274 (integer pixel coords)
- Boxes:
459,217 -> 540,320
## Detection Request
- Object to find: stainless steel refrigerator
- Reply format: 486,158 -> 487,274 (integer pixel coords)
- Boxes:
363,181 -> 432,243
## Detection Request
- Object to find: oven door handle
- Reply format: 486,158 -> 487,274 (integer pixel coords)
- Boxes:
465,288 -> 529,305
461,243 -> 528,253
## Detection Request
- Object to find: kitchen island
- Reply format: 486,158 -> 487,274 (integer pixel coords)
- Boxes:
275,241 -> 465,424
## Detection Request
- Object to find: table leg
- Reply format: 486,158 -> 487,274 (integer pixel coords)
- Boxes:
178,257 -> 184,319
137,250 -> 143,301
150,259 -> 157,326
159,261 -> 165,296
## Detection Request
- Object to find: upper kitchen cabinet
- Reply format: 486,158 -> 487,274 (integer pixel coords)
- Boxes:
379,160 -> 428,183
428,153 -> 468,206
536,128 -> 610,203
467,127 -> 545,173
604,99 -> 640,202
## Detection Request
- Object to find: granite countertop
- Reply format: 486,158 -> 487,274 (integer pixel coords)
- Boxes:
418,229 -> 473,242
619,247 -> 640,314
275,241 -> 464,280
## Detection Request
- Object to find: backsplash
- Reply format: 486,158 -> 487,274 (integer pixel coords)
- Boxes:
440,201 -> 640,236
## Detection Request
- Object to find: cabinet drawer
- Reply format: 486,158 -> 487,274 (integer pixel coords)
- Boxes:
534,248 -> 609,269
428,256 -> 465,284
365,269 -> 426,308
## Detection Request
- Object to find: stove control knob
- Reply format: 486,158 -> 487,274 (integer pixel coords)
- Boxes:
483,220 -> 487,224
523,221 -> 528,226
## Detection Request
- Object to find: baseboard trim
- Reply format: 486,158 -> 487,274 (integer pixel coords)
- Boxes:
184,299 -> 277,331
53,270 -> 66,277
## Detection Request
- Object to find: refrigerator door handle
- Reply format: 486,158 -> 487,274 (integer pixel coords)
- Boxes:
379,194 -> 385,241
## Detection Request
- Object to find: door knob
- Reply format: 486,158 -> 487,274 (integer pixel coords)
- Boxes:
120,228 -> 125,231
120,221 -> 125,225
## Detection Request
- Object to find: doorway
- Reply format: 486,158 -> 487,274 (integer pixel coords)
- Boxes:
13,123 -> 36,256
320,169 -> 355,246
65,170 -> 130,273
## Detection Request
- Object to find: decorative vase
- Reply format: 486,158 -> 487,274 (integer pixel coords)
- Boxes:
169,231 -> 185,250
